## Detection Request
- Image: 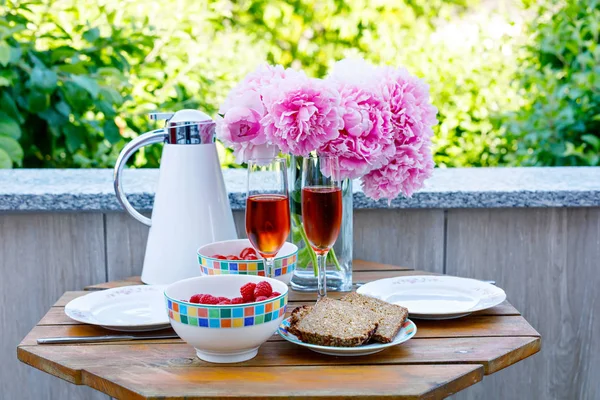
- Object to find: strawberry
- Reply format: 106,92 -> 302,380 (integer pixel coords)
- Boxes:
230,297 -> 245,304
200,294 -> 219,305
189,294 -> 203,304
226,255 -> 238,260
213,254 -> 226,260
254,281 -> 272,298
255,296 -> 268,302
240,282 -> 256,302
246,254 -> 258,260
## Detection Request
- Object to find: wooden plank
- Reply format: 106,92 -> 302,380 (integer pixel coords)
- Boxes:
54,291 -> 89,307
17,342 -> 484,400
84,269 -> 427,291
104,212 -> 150,282
353,259 -> 413,271
354,209 -> 445,273
446,208 -> 600,400
42,299 -> 520,326
19,336 -> 539,375
0,213 -> 109,400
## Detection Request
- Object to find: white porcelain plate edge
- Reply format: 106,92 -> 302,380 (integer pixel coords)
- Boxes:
65,285 -> 170,331
356,275 -> 506,319
277,318 -> 417,356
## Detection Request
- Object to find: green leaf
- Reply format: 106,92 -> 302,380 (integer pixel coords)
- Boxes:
0,112 -> 21,139
0,148 -> 12,169
50,46 -> 77,63
0,77 -> 10,86
57,63 -> 88,75
0,135 -> 23,166
55,101 -> 71,117
71,75 -> 100,99
103,120 -> 121,143
29,67 -> 58,93
82,27 -> 100,43
95,100 -> 116,117
26,91 -> 50,113
99,87 -> 123,106
582,134 -> 600,150
0,41 -> 11,67
592,114 -> 600,121
0,92 -> 22,122
63,124 -> 85,152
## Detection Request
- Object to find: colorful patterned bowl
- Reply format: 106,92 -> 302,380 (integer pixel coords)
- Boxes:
164,275 -> 288,363
197,239 -> 298,285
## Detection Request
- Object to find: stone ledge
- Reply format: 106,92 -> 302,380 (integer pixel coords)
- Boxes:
0,167 -> 599,211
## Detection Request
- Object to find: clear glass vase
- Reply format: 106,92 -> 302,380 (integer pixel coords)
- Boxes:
289,155 -> 353,292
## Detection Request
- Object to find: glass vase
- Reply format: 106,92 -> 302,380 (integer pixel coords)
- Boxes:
289,155 -> 353,292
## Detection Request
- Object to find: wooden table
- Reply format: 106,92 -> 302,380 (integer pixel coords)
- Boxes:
17,261 -> 541,399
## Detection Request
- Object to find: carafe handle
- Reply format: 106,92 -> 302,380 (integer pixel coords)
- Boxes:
113,129 -> 167,227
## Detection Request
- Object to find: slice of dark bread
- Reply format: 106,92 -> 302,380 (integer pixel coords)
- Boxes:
341,292 -> 408,343
291,298 -> 379,347
287,305 -> 312,337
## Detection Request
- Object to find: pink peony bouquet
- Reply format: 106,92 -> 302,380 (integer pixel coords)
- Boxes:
216,58 -> 438,201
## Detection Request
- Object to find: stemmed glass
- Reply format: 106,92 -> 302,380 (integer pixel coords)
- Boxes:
301,154 -> 342,299
246,158 -> 291,278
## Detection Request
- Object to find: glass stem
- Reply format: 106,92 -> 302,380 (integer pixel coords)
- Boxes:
317,251 -> 328,299
264,257 -> 275,278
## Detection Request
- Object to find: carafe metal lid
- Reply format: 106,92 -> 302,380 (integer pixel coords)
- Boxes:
150,109 -> 215,145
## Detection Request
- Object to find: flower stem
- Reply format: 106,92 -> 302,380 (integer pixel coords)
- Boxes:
328,247 -> 342,271
292,213 -> 319,276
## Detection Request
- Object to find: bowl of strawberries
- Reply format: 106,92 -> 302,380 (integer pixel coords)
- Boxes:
164,275 -> 288,363
197,239 -> 298,284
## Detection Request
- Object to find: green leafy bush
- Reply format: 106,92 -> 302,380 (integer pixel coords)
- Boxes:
502,0 -> 600,166
0,0 -> 597,169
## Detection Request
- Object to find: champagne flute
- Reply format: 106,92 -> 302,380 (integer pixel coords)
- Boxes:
301,154 -> 342,299
246,158 -> 291,278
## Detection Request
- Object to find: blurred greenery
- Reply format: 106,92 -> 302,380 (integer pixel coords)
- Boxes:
0,0 -> 598,169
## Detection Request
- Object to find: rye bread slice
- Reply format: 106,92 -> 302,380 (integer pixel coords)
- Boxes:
341,292 -> 408,343
291,298 -> 379,347
287,305 -> 312,337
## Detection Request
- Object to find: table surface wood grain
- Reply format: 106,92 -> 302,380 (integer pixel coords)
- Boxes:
17,260 -> 541,400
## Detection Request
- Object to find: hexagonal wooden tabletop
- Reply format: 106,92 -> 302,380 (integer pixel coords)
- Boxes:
17,260 -> 540,399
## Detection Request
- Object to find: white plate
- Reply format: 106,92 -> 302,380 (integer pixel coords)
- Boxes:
277,317 -> 417,356
357,275 -> 506,320
65,285 -> 170,332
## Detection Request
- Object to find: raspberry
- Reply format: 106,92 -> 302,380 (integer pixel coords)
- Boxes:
272,291 -> 281,297
230,297 -> 245,304
255,296 -> 268,302
240,282 -> 256,302
200,294 -> 219,305
254,281 -> 272,298
189,294 -> 203,304
218,299 -> 232,305
217,297 -> 230,303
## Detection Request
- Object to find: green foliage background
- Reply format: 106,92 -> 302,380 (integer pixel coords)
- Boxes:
0,0 -> 598,169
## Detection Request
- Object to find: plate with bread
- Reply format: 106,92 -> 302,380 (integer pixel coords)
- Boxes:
278,293 -> 416,356
357,275 -> 506,320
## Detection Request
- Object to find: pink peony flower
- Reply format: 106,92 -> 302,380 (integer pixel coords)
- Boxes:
221,107 -> 262,143
261,75 -> 343,157
361,138 -> 434,200
319,59 -> 395,180
217,64 -> 295,162
360,66 -> 438,200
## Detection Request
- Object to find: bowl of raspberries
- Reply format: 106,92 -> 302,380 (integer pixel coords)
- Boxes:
197,239 -> 298,284
164,275 -> 288,363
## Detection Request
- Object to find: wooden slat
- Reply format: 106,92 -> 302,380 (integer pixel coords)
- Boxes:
44,299 -> 521,327
414,316 -> 539,338
17,342 -> 483,400
19,335 -> 539,375
446,208 -> 599,400
352,259 -> 413,271
353,209 -> 445,274
0,213 -> 109,400
105,212 -> 149,281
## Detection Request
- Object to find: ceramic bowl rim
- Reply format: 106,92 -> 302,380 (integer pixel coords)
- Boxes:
197,239 -> 298,264
164,275 -> 289,309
